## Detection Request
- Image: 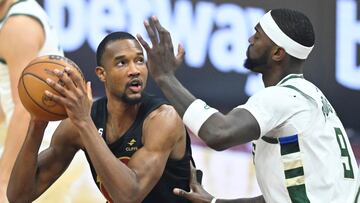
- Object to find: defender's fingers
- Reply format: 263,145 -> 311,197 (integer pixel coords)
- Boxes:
173,188 -> 189,198
189,164 -> 199,185
143,20 -> 158,46
137,34 -> 151,52
175,43 -> 185,66
151,16 -> 173,45
148,17 -> 159,42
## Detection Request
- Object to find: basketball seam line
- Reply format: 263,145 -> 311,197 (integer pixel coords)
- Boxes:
25,60 -> 85,81
21,73 -> 67,117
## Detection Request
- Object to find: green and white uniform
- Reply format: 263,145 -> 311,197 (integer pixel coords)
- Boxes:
238,74 -> 358,203
0,0 -> 63,153
354,172 -> 360,203
0,0 -> 63,125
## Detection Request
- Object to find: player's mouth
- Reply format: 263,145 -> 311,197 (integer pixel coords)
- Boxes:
127,78 -> 143,93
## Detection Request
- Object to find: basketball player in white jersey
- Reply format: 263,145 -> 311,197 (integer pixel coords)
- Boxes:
0,1 -> 104,202
137,9 -> 359,203
0,0 -> 62,201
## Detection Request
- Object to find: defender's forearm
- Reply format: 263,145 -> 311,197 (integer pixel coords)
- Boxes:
155,74 -> 196,117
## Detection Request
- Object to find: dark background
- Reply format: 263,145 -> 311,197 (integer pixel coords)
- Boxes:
37,0 -> 360,141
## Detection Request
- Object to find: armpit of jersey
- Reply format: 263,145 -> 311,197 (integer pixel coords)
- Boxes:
238,86 -> 311,137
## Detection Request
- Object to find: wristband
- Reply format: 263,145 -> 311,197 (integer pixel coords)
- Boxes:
211,197 -> 217,203
183,99 -> 218,137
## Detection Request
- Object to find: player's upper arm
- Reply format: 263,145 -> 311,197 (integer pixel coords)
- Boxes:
125,104 -> 185,201
0,15 -> 45,101
35,119 -> 82,196
198,86 -> 310,150
198,107 -> 260,151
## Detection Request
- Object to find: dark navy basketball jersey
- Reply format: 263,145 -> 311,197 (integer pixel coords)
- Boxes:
86,93 -> 192,203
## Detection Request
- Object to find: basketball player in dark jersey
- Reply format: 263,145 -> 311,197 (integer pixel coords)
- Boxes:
7,32 -> 193,203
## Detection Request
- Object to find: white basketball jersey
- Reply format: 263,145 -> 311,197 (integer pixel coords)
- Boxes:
0,0 -> 64,152
239,74 -> 358,203
0,0 -> 63,125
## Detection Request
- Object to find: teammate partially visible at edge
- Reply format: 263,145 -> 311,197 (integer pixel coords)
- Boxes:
0,0 -> 63,201
7,32 -> 194,203
137,9 -> 359,203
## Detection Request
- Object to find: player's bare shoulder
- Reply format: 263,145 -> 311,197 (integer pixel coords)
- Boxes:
143,104 -> 185,140
147,104 -> 182,125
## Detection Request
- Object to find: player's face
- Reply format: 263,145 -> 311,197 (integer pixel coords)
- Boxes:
244,24 -> 273,72
102,39 -> 148,104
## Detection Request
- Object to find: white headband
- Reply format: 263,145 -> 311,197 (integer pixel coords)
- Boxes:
259,11 -> 314,59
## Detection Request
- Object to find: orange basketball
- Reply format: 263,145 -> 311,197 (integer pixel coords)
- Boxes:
18,55 -> 85,121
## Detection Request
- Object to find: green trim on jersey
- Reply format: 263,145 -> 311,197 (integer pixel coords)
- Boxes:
278,74 -> 304,86
0,58 -> 6,64
261,134 -> 311,202
334,127 -> 355,179
281,141 -> 300,155
252,142 -> 256,156
285,167 -> 304,179
281,85 -> 317,104
0,0 -> 27,23
355,185 -> 360,203
287,184 -> 311,203
262,136 -> 278,144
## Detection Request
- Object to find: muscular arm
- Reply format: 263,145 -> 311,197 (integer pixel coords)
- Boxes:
138,17 -> 260,151
0,15 -> 45,193
156,76 -> 260,150
7,119 -> 80,203
75,105 -> 185,202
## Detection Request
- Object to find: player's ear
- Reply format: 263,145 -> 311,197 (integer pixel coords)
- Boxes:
272,46 -> 286,62
95,66 -> 106,82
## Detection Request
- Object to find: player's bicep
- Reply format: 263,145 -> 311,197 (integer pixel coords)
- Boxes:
127,105 -> 183,197
35,119 -> 81,195
198,108 -> 260,150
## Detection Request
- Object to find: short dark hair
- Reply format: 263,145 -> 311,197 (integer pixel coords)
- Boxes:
271,8 -> 315,47
96,32 -> 137,66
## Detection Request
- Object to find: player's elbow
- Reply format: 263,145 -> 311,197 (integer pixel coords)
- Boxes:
201,130 -> 230,151
111,185 -> 141,203
7,178 -> 36,203
206,139 -> 229,151
199,123 -> 232,151
112,194 -> 141,203
7,187 -> 32,203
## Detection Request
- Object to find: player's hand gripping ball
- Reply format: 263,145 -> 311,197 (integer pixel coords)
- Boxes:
18,55 -> 85,121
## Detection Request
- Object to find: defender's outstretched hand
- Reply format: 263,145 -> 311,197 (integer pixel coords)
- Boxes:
173,164 -> 214,203
137,16 -> 185,81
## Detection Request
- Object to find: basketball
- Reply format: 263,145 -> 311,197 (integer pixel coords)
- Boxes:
18,55 -> 85,121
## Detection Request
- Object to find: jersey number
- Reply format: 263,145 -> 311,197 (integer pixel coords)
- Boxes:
334,127 -> 354,179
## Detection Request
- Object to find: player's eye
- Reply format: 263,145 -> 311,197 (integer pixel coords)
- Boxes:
116,60 -> 126,67
136,57 -> 144,64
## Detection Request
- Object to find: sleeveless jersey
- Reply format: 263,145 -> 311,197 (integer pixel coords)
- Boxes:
87,93 -> 192,203
0,0 -> 63,125
0,0 -> 64,154
238,74 -> 358,203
